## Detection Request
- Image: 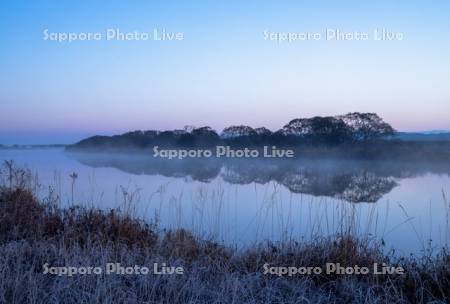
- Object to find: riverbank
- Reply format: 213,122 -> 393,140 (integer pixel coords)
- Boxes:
0,163 -> 449,303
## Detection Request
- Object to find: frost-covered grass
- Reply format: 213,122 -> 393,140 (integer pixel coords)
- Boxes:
0,161 -> 449,303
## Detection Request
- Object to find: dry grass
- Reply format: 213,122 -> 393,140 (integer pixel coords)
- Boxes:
0,161 -> 449,303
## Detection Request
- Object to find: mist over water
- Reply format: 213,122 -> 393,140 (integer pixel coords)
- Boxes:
1,147 -> 449,255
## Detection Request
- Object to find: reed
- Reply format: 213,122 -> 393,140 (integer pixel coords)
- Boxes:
0,161 -> 449,303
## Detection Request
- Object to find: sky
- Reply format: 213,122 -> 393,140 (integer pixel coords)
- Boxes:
1,0 -> 449,144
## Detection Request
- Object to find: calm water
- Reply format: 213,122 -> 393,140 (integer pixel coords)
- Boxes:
1,148 -> 450,255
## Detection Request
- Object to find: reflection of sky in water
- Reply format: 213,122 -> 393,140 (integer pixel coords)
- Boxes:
1,148 -> 449,255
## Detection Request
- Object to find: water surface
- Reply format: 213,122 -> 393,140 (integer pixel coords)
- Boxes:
1,148 -> 449,255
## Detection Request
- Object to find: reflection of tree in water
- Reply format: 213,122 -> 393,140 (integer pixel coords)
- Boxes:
336,172 -> 397,203
225,166 -> 398,203
68,153 -> 449,203
68,153 -> 222,183
221,163 -> 280,185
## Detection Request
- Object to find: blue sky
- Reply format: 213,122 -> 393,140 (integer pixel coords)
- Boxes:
1,0 -> 449,144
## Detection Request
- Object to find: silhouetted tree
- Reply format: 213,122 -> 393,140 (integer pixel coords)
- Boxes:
308,116 -> 353,144
338,112 -> 396,141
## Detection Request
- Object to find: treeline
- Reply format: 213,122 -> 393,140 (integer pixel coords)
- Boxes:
68,112 -> 397,150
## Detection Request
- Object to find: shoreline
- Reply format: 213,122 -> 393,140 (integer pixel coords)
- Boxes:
0,163 -> 449,303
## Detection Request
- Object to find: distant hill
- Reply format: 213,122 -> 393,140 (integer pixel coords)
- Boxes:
0,144 -> 66,149
395,132 -> 450,141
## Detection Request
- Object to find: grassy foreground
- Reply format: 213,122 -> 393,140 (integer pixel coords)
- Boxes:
0,163 -> 449,303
